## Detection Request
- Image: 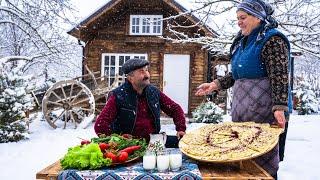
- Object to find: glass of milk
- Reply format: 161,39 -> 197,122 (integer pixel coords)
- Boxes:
143,151 -> 156,172
156,150 -> 170,172
169,149 -> 182,171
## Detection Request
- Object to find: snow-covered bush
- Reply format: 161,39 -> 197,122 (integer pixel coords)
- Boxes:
294,81 -> 319,115
0,59 -> 35,143
191,101 -> 224,123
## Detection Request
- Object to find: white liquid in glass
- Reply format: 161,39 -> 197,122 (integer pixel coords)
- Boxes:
143,154 -> 156,170
169,153 -> 182,171
156,154 -> 170,172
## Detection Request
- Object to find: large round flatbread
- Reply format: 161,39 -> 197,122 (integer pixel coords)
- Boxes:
179,122 -> 283,163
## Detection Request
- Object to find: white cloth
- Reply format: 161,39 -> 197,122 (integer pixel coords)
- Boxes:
215,64 -> 227,76
227,64 -> 232,73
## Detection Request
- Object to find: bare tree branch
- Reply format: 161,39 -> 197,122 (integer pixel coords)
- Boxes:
0,0 -> 81,84
163,0 -> 320,58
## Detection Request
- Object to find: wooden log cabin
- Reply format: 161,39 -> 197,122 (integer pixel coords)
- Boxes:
68,0 -> 217,115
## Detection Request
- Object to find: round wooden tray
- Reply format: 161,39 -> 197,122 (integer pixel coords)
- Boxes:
179,123 -> 283,163
179,138 -> 278,163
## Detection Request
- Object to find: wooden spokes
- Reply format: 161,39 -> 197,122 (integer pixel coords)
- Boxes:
42,80 -> 95,129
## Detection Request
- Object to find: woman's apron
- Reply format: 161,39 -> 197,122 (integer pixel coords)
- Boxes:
231,77 -> 279,177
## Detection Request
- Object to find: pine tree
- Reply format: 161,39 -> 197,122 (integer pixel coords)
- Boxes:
191,101 -> 224,123
0,60 -> 34,143
294,80 -> 319,115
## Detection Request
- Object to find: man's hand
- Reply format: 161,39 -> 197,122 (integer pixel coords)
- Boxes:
176,131 -> 185,140
274,110 -> 286,128
195,82 -> 218,96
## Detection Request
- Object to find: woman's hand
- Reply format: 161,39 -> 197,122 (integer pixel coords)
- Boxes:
176,131 -> 185,140
195,82 -> 218,96
274,110 -> 286,128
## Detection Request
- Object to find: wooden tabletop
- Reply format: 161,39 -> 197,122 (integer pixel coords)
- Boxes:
36,160 -> 273,180
36,161 -> 61,180
199,161 -> 273,180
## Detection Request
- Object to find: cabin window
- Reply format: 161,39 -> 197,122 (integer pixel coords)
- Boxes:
101,53 -> 148,86
130,15 -> 163,35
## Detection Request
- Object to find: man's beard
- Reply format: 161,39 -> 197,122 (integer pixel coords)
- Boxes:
138,77 -> 150,89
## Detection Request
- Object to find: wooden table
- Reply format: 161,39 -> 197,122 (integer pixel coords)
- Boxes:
199,161 -> 273,179
36,159 -> 273,180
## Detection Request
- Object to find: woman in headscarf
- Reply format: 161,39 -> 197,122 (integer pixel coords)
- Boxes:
196,0 -> 291,179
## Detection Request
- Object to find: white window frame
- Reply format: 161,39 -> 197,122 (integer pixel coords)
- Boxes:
129,15 -> 163,35
101,53 -> 148,86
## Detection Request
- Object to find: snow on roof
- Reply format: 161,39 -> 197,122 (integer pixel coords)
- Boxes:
71,0 -> 194,28
67,0 -> 217,37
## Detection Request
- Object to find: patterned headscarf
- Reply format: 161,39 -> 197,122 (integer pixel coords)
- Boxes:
237,0 -> 278,29
230,0 -> 279,54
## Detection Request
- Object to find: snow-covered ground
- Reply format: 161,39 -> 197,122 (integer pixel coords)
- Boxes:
0,114 -> 319,180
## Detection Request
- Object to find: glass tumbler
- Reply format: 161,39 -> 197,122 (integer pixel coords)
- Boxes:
156,150 -> 170,172
143,151 -> 156,172
169,149 -> 182,171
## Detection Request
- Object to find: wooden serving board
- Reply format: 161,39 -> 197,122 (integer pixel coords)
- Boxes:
199,160 -> 273,180
36,161 -> 61,180
36,159 -> 273,180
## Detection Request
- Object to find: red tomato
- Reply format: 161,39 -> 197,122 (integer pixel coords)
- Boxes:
117,152 -> 129,162
122,134 -> 132,139
80,140 -> 90,145
104,152 -> 117,162
99,143 -> 109,151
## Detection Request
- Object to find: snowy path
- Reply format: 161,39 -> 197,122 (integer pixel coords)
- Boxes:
278,115 -> 320,180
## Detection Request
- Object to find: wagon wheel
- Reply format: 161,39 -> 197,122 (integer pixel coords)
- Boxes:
42,80 -> 95,129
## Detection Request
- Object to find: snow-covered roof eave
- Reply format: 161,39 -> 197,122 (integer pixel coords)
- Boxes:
67,0 -> 118,39
67,25 -> 86,39
67,0 -> 218,39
